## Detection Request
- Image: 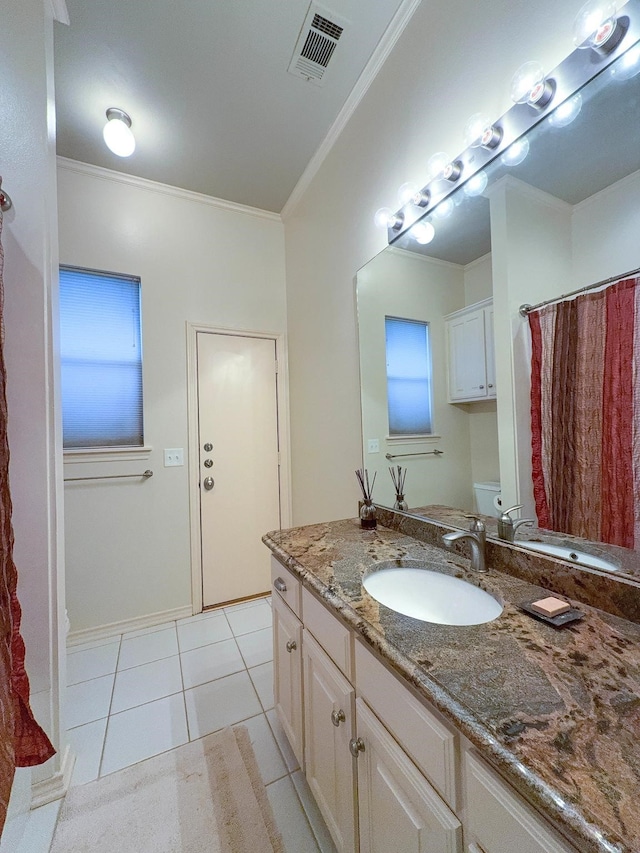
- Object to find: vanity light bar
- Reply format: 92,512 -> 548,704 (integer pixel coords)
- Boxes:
386,0 -> 639,244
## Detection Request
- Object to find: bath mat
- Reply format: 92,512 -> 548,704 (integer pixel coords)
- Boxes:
49,726 -> 285,853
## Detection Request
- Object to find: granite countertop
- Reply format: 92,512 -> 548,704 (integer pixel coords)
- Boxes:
263,517 -> 640,853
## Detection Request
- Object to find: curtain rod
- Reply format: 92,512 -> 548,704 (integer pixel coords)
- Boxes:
519,265 -> 640,317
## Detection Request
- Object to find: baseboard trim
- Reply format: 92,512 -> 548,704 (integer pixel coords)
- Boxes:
67,605 -> 193,647
31,745 -> 75,809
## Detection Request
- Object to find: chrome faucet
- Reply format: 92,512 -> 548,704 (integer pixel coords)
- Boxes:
497,505 -> 535,543
442,517 -> 487,573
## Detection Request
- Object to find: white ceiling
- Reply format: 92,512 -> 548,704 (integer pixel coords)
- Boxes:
54,0 -> 406,213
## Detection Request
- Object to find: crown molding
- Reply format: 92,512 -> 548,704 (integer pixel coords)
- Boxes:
56,157 -> 282,223
572,166 -> 640,213
486,175 -> 573,214
49,0 -> 70,25
464,251 -> 492,272
280,0 -> 423,220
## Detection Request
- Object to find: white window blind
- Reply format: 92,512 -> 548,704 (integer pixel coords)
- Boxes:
385,317 -> 432,436
59,266 -> 143,449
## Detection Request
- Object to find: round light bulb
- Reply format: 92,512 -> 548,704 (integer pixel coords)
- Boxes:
433,198 -> 455,220
501,136 -> 530,167
463,171 -> 488,197
464,113 -> 491,148
103,109 -> 136,157
427,152 -> 450,180
411,221 -> 436,245
572,0 -> 618,48
397,182 -> 419,206
548,93 -> 583,128
510,61 -> 545,104
611,43 -> 640,80
374,207 -> 393,228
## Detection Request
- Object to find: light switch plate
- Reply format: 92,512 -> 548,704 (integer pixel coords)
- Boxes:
367,439 -> 380,454
164,448 -> 184,467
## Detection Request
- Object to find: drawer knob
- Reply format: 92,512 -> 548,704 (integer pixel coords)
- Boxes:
331,709 -> 346,727
488,383 -> 494,388
274,577 -> 287,593
286,639 -> 297,653
479,384 -> 485,389
349,737 -> 365,757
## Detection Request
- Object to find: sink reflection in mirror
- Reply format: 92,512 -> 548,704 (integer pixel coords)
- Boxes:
363,559 -> 503,626
516,541 -> 621,573
356,35 -> 640,581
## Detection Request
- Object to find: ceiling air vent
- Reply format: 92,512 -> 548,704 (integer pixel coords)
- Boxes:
288,4 -> 348,86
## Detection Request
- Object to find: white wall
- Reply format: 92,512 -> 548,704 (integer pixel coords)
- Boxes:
357,248 -> 473,510
572,168 -> 640,287
57,163 -> 287,633
283,0 -> 579,526
1,0 -> 67,836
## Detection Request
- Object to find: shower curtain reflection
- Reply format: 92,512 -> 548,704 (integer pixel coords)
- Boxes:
529,275 -> 640,549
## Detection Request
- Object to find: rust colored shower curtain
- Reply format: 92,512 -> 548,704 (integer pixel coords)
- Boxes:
529,276 -> 640,549
0,213 -> 55,832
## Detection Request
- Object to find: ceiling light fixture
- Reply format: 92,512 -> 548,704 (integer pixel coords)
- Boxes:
412,189 -> 431,207
611,42 -> 640,78
511,61 -> 555,109
103,108 -> 136,157
427,152 -> 450,180
501,137 -> 530,166
463,171 -> 489,197
548,93 -> 583,127
573,0 -> 623,52
443,160 -> 463,182
374,207 -> 393,228
464,114 -> 502,149
397,183 -> 419,206
432,198 -> 455,219
411,221 -> 436,245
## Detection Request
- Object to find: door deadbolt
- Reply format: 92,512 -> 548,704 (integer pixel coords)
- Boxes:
204,458 -> 213,468
203,476 -> 215,491
203,443 -> 213,452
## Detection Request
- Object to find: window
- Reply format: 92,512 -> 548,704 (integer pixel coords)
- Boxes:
385,317 -> 432,436
59,266 -> 143,449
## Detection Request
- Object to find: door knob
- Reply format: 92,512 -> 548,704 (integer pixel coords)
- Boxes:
203,476 -> 215,491
204,458 -> 213,468
286,639 -> 297,653
203,443 -> 213,452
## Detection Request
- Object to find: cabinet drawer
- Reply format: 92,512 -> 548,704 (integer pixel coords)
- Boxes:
355,639 -> 458,811
302,587 -> 353,681
271,556 -> 301,618
465,752 -> 577,853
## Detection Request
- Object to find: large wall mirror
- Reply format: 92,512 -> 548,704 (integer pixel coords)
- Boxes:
356,29 -> 640,576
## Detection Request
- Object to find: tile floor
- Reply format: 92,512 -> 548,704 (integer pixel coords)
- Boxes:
28,596 -> 336,853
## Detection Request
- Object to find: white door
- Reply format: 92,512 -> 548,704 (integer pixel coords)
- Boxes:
197,331 -> 281,607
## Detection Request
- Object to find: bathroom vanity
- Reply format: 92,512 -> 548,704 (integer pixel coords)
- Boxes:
264,512 -> 640,853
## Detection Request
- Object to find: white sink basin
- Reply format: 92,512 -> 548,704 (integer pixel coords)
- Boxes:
519,541 -> 620,572
363,563 -> 503,626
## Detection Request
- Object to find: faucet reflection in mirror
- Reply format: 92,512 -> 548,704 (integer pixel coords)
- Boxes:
528,273 -> 640,549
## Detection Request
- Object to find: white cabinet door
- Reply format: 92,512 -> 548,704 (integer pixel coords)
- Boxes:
303,629 -> 357,853
356,698 -> 462,853
465,752 -> 577,853
447,309 -> 487,401
272,592 -> 304,768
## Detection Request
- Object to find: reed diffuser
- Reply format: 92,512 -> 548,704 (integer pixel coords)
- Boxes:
355,468 -> 377,529
389,465 -> 408,511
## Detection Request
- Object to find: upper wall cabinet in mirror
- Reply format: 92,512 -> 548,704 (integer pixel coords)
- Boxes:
357,0 -> 640,579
